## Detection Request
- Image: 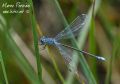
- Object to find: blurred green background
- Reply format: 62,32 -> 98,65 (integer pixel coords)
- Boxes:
0,0 -> 120,84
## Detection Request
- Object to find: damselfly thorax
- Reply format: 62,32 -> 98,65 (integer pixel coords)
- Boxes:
40,36 -> 58,45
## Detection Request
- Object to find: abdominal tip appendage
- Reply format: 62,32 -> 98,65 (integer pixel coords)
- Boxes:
97,56 -> 106,61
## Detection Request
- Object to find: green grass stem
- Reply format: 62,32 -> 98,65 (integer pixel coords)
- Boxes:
52,0 -> 102,83
0,13 -> 39,84
46,47 -> 65,83
0,51 -> 9,84
27,0 -> 42,83
37,24 -> 65,83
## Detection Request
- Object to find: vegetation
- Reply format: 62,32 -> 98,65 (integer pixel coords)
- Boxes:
0,0 -> 120,84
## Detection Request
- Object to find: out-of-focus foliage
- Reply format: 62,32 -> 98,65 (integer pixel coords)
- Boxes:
0,0 -> 120,84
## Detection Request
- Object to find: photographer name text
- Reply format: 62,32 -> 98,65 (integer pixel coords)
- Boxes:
2,2 -> 30,14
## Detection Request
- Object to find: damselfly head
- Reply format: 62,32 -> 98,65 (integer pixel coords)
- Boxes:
40,36 -> 47,45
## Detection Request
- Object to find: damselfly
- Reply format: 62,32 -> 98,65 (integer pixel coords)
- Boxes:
40,14 -> 105,70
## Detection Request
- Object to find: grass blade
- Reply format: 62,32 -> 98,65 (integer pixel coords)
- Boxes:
98,9 -> 120,84
38,25 -> 65,83
46,47 -> 65,83
52,0 -> 101,83
27,0 -> 42,83
0,51 -> 9,84
53,0 -> 68,26
0,14 -> 39,84
88,14 -> 98,81
88,0 -> 97,81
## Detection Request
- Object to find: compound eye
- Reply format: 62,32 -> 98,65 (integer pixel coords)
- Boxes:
40,40 -> 44,45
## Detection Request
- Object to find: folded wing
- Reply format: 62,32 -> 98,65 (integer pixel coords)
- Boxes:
54,14 -> 87,41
